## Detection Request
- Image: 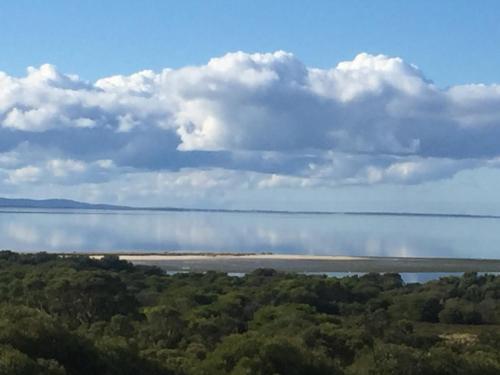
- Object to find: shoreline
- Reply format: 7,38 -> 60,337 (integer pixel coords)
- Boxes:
70,252 -> 500,273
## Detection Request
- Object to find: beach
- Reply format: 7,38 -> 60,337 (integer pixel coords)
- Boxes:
87,253 -> 500,273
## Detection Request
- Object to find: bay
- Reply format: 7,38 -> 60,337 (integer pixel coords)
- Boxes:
0,208 -> 498,259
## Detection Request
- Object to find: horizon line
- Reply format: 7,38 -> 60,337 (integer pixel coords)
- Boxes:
0,197 -> 499,220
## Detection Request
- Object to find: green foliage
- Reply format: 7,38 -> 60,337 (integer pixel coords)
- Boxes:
0,251 -> 499,374
198,333 -> 342,375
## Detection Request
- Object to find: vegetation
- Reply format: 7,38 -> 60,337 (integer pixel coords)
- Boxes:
0,251 -> 499,374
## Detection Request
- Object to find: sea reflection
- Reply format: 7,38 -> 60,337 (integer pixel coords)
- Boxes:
0,209 -> 499,259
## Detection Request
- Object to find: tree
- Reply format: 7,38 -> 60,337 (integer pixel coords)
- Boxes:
420,297 -> 443,322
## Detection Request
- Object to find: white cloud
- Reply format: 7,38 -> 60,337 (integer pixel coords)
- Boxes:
7,166 -> 42,184
3,158 -> 119,186
1,51 -> 500,204
46,159 -> 87,177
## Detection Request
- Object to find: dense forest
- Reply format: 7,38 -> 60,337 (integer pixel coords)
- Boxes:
0,251 -> 499,375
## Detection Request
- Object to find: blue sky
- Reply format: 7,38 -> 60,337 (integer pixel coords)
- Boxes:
1,1 -> 500,213
2,0 -> 499,85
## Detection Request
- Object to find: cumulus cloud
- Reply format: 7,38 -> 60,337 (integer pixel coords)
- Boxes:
6,158 -> 118,186
0,51 -> 500,203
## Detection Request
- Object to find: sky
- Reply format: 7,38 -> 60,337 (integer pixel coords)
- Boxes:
0,0 -> 500,214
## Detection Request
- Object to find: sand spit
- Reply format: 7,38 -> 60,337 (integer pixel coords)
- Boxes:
113,254 -> 367,261
79,252 -> 500,273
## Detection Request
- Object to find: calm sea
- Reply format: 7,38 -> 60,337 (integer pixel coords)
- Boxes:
0,208 -> 498,259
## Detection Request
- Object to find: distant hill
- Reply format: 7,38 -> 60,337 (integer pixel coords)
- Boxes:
0,197 -> 130,210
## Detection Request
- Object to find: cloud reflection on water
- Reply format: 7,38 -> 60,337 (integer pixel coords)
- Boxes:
0,209 -> 497,259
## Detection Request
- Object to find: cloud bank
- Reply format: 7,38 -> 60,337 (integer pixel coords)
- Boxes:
1,51 -> 500,204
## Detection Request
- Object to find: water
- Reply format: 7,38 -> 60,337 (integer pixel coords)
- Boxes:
205,272 -> 468,284
0,208 -> 499,259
